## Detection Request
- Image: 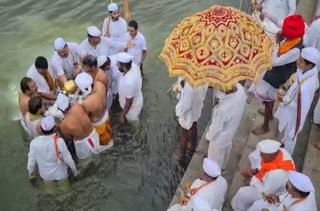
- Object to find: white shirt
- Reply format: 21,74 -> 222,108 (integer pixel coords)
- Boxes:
259,0 -> 296,27
27,134 -> 77,181
51,42 -> 85,79
118,63 -> 143,121
304,19 -> 320,51
206,84 -> 247,147
125,32 -> 147,65
80,37 -> 125,57
26,64 -> 54,94
175,80 -> 208,130
102,17 -> 127,42
279,192 -> 317,211
107,55 -> 122,94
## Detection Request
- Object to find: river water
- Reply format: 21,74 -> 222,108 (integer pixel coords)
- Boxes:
0,0 -> 242,210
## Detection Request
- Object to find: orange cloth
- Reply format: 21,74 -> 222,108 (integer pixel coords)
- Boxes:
95,119 -> 112,145
278,37 -> 302,56
256,150 -> 296,181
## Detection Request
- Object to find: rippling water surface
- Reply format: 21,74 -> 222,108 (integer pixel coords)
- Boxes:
0,0 -> 241,210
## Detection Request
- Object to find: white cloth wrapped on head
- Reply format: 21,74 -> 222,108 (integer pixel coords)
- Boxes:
54,37 -> 66,50
75,72 -> 93,96
87,26 -> 101,37
40,116 -> 56,131
117,52 -> 134,63
203,158 -> 221,178
107,3 -> 119,12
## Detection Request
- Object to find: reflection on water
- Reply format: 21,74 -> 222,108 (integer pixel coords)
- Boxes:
0,0 -> 239,210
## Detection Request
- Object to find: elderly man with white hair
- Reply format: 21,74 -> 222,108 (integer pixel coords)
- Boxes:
232,139 -> 295,211
51,37 -> 86,87
81,26 -> 127,57
167,158 -> 227,211
57,93 -> 101,159
27,116 -> 78,182
97,55 -> 122,108
117,52 -> 143,123
102,3 -> 127,42
274,47 -> 320,154
75,72 -> 113,148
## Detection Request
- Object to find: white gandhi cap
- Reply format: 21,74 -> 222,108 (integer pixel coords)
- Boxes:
116,52 -> 134,63
301,47 -> 320,66
257,139 -> 281,154
107,3 -> 119,12
54,37 -> 66,50
87,26 -> 101,37
56,93 -> 70,112
203,158 -> 221,178
40,116 -> 56,131
75,72 -> 93,93
288,171 -> 315,192
97,55 -> 107,67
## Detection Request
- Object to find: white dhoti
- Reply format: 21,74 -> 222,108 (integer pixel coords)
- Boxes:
248,77 -> 277,102
208,140 -> 232,170
74,129 -> 100,159
126,93 -> 143,122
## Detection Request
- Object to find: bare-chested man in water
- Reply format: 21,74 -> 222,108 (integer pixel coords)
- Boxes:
75,72 -> 113,148
56,93 -> 101,159
82,55 -> 108,88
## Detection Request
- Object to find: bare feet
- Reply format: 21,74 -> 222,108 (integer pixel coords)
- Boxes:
252,126 -> 269,135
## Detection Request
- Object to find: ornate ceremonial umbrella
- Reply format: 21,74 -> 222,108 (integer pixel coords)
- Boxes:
160,5 -> 273,90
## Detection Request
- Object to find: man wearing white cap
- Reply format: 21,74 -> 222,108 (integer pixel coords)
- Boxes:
274,47 -> 320,154
247,169 -> 289,211
80,26 -> 127,58
97,55 -> 122,109
51,37 -> 86,87
124,20 -> 147,75
57,93 -> 101,159
117,52 -> 143,123
26,56 -> 57,100
278,171 -> 317,210
27,116 -> 78,182
173,79 -> 208,161
75,72 -> 113,148
205,83 -> 247,170
102,3 -> 127,45
232,139 -> 295,211
167,158 -> 227,211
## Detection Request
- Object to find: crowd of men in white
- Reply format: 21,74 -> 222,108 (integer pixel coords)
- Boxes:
18,2 -> 147,186
16,0 -> 320,210
168,0 -> 320,210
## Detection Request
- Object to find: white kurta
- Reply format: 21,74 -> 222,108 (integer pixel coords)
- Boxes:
27,134 -> 77,181
175,80 -> 208,130
279,192 -> 317,211
26,64 -> 54,94
124,32 -> 147,65
51,42 -> 86,80
80,37 -> 125,58
274,67 -> 319,154
106,55 -> 122,108
167,176 -> 228,211
248,46 -> 300,102
303,19 -> 320,51
259,0 -> 296,32
206,84 -> 247,169
118,63 -> 143,122
102,17 -> 127,41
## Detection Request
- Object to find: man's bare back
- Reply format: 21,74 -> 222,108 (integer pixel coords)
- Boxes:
60,103 -> 93,140
18,92 -> 30,117
95,69 -> 108,89
82,81 -> 107,122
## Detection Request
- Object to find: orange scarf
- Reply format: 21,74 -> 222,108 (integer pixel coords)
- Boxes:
278,37 -> 301,56
256,150 -> 296,181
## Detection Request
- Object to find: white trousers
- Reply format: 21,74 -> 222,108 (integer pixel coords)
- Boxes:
208,141 -> 232,170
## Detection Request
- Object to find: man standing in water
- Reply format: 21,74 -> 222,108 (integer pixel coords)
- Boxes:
102,3 -> 127,43
27,116 -> 78,182
51,37 -> 86,87
75,72 -> 113,148
57,93 -> 101,159
206,83 -> 247,170
117,52 -> 143,123
173,79 -> 208,160
19,77 -> 38,117
82,55 -> 108,88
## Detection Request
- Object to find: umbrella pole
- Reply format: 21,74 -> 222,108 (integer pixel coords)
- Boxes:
124,0 -> 132,21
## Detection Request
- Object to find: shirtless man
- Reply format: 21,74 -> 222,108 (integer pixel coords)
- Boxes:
19,77 -> 38,117
82,55 -> 108,89
75,73 -> 113,147
56,93 -> 101,159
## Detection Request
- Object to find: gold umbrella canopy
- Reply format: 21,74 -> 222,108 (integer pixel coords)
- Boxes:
160,5 -> 273,91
